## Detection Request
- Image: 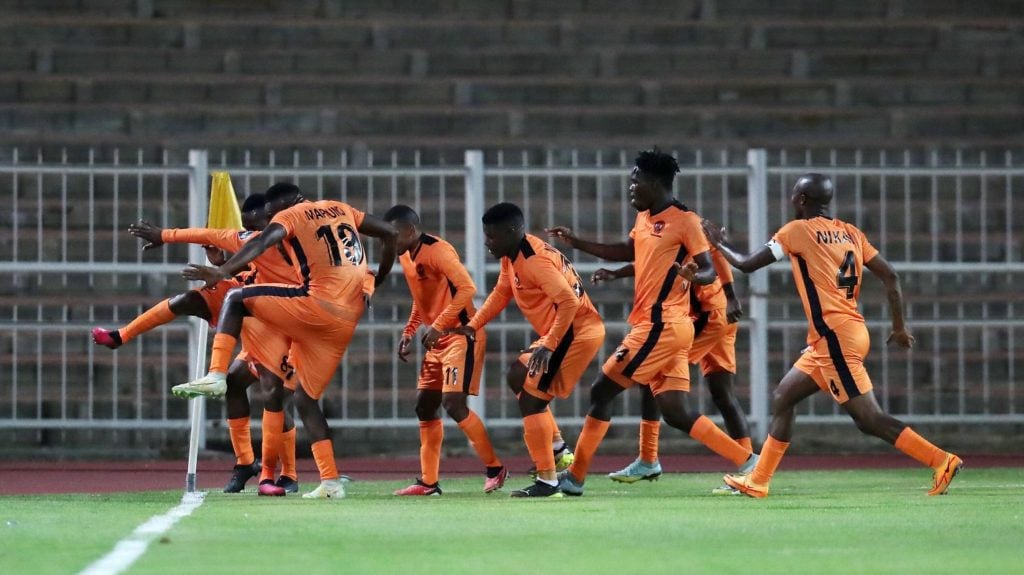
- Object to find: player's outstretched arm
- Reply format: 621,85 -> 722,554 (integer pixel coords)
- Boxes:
864,254 -> 914,348
182,223 -> 285,287
591,263 -> 635,283
701,219 -> 777,274
546,226 -> 635,262
358,214 -> 399,287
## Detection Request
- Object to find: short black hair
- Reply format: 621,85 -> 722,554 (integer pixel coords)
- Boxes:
634,148 -> 680,189
481,202 -> 524,226
241,193 -> 265,213
264,182 -> 301,203
383,204 -> 420,226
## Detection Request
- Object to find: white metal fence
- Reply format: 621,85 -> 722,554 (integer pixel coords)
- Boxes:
1,148 -> 1021,444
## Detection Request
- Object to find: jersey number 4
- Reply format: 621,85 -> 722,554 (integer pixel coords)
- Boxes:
316,224 -> 364,266
836,250 -> 858,299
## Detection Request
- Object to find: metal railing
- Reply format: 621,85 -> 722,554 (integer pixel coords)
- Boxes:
1,148 -> 1021,444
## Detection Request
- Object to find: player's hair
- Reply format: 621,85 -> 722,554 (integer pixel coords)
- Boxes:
634,148 -> 680,189
241,193 -> 265,213
481,202 -> 524,227
383,204 -> 420,226
264,182 -> 301,203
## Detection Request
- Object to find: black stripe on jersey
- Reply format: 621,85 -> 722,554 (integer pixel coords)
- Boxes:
622,322 -> 663,378
693,311 -> 711,338
462,334 -> 476,394
796,255 -> 860,400
411,233 -> 437,261
288,237 -> 311,288
651,246 -> 689,324
446,279 -> 472,326
515,236 -> 536,261
537,325 -> 575,393
240,285 -> 309,299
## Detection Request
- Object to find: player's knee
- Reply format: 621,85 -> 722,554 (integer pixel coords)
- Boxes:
771,386 -> 793,412
415,402 -> 439,421
505,362 -> 526,395
442,394 -> 469,421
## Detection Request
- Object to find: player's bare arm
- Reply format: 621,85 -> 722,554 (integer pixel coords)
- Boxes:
546,226 -> 635,262
701,219 -> 777,273
128,220 -> 165,251
591,263 -> 635,283
864,254 -> 914,349
723,282 -> 743,323
182,223 -> 286,288
358,214 -> 399,287
678,250 -> 717,286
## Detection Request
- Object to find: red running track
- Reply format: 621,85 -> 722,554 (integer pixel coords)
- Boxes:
1,454 -> 1021,495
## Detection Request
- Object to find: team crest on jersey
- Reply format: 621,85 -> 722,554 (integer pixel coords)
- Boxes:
652,221 -> 665,235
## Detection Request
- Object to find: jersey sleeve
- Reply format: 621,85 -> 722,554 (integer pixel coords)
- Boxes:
679,213 -> 711,259
710,245 -> 734,285
428,244 -> 477,331
528,255 -> 581,350
346,204 -> 366,229
467,263 -> 512,331
857,227 -> 880,264
403,301 -> 423,338
770,220 -> 803,258
270,209 -> 297,238
161,228 -> 244,252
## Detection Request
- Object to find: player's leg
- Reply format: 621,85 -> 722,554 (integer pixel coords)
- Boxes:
395,349 -> 445,496
706,371 -> 751,449
509,359 -> 573,478
510,390 -> 562,498
173,287 -> 253,397
223,359 -> 260,493
92,290 -> 210,349
256,367 -> 293,496
724,366 -> 819,498
655,388 -> 754,471
608,385 -> 663,483
559,374 -> 625,494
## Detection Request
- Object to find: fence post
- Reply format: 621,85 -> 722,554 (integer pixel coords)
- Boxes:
464,150 -> 486,419
746,148 -> 770,442
186,150 -> 209,472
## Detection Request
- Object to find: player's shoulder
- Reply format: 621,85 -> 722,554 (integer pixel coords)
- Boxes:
418,233 -> 459,260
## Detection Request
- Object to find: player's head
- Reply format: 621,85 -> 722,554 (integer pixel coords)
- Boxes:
481,202 -> 525,259
630,148 -> 679,211
240,193 -> 268,232
790,173 -> 834,218
263,182 -> 303,216
383,204 -> 421,256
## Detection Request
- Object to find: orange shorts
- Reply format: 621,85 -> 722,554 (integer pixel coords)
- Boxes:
794,321 -> 873,404
690,308 -> 738,376
519,321 -> 605,401
604,320 -> 694,395
236,316 -> 295,384
240,283 -> 361,400
417,331 -> 487,395
196,277 -> 243,328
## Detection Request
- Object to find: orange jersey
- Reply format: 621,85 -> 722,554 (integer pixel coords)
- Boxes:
399,233 -> 476,336
628,201 -> 710,325
770,217 -> 880,345
161,228 -> 298,286
271,200 -> 368,303
469,234 -> 600,350
690,245 -> 733,313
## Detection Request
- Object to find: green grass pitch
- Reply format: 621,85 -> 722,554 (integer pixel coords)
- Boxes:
2,468 -> 1022,575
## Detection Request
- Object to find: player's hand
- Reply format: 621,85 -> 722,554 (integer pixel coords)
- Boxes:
398,334 -> 413,363
527,346 -> 553,377
591,268 -> 618,284
887,328 -> 915,349
726,297 -> 744,324
129,220 -> 164,251
675,261 -> 698,283
701,219 -> 727,246
181,263 -> 229,289
421,326 -> 443,350
447,326 -> 477,342
203,245 -> 227,266
545,226 -> 576,246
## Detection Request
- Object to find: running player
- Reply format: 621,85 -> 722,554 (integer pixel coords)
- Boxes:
546,149 -> 756,496
592,244 -> 752,494
384,205 -> 508,496
178,182 -> 397,499
453,203 -> 605,498
704,173 -> 961,497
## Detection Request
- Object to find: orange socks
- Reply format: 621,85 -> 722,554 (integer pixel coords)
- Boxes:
310,439 -> 339,481
280,428 -> 297,480
523,412 -> 555,475
118,299 -> 175,343
568,416 -> 611,483
209,333 -> 238,374
751,434 -> 790,485
543,407 -> 564,443
689,415 -> 751,467
419,419 -> 444,485
227,417 -> 254,466
260,410 -> 284,482
458,410 -> 501,469
738,437 -> 753,452
639,419 -> 660,464
895,427 -> 947,468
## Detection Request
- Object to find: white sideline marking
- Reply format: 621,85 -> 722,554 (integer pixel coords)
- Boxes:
77,492 -> 206,575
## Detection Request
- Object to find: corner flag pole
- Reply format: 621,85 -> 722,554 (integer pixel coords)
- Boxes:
185,171 -> 244,494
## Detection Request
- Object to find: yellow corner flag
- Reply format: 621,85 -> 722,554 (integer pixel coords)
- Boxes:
208,172 -> 243,230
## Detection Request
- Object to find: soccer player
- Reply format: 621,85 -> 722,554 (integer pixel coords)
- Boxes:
592,245 -> 752,493
126,204 -> 305,496
178,182 -> 397,499
452,202 -> 605,498
384,205 -> 508,496
546,149 -> 756,496
703,173 -> 962,497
